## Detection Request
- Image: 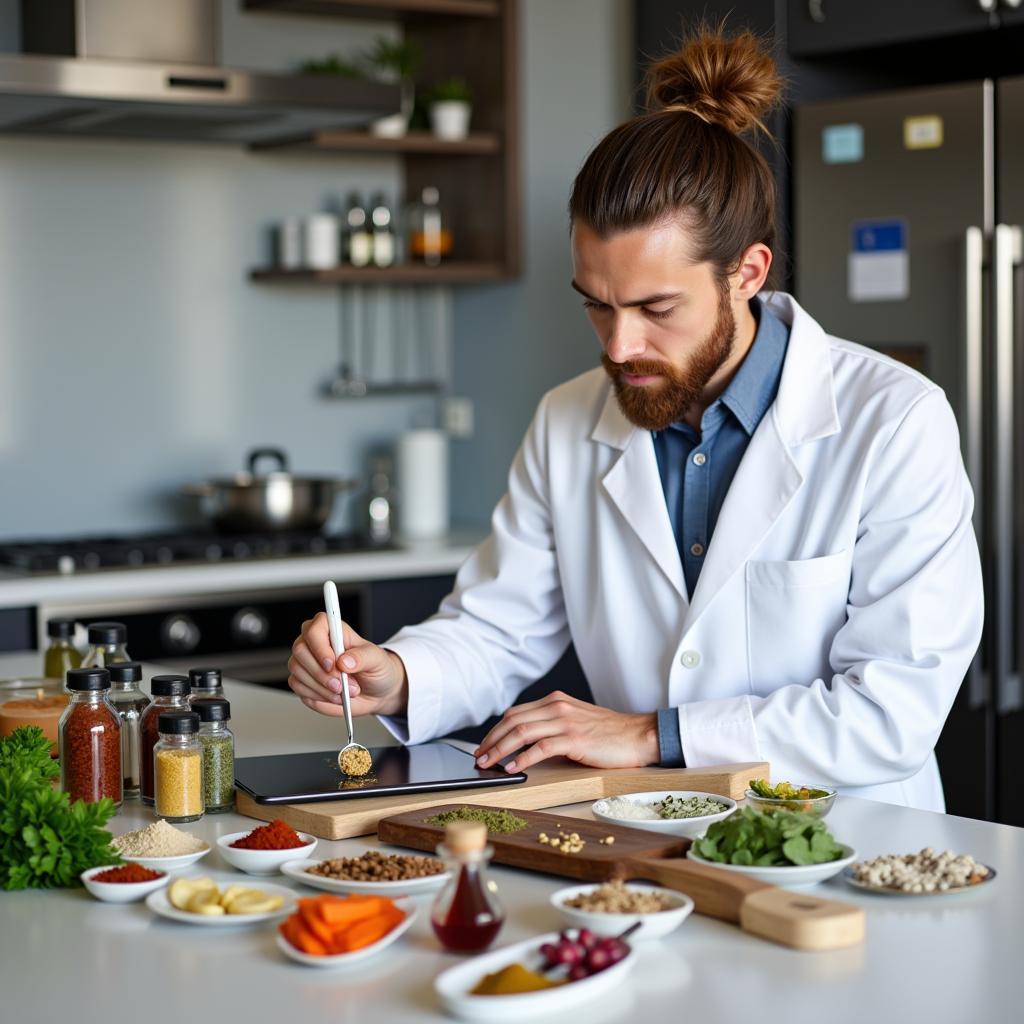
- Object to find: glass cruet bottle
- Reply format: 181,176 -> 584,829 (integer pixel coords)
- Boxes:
81,622 -> 130,668
430,821 -> 505,952
106,661 -> 149,799
44,618 -> 81,678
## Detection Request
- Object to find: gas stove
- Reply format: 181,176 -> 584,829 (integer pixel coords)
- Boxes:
0,530 -> 381,576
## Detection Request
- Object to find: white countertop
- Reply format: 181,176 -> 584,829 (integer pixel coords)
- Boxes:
0,532 -> 482,608
2,651 -> 1022,1023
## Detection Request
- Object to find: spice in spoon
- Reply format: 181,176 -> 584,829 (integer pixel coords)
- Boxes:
340,746 -> 373,777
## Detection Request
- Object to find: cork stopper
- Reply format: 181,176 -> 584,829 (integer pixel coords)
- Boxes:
445,820 -> 487,854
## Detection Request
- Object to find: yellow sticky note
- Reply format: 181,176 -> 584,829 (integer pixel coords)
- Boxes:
904,115 -> 943,150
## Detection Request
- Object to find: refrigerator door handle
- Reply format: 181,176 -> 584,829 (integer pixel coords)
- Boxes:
964,227 -> 989,711
993,224 -> 1023,715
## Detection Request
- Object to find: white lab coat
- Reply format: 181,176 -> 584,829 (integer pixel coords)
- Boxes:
383,293 -> 984,811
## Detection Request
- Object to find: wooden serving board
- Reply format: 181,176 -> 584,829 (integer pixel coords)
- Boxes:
235,758 -> 768,840
378,804 -> 865,952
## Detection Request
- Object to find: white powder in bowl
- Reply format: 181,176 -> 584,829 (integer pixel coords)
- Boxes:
112,819 -> 206,857
600,797 -> 660,820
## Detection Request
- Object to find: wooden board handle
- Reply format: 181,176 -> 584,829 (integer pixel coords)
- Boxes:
620,856 -> 864,951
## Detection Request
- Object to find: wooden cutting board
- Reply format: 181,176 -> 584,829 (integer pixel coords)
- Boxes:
378,804 -> 865,952
235,758 -> 768,840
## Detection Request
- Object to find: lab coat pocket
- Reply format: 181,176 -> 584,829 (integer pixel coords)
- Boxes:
745,552 -> 851,695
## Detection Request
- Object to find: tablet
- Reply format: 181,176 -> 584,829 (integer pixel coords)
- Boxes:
233,741 -> 528,804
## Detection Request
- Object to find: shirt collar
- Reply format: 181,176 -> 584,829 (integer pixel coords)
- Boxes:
713,298 -> 789,436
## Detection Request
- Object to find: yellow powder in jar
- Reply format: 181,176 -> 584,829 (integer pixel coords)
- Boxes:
155,748 -> 203,818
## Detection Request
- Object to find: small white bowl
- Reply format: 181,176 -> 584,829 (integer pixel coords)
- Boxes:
435,930 -> 636,1022
276,899 -> 417,968
592,791 -> 736,838
119,844 -> 211,873
281,858 -> 450,897
217,830 -> 317,874
686,844 -> 858,889
550,882 -> 694,941
81,864 -> 170,903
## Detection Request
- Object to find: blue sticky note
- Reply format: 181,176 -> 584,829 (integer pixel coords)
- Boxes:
852,220 -> 906,253
822,123 -> 863,164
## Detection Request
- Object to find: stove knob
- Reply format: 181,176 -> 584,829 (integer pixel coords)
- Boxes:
162,614 -> 200,654
232,607 -> 268,645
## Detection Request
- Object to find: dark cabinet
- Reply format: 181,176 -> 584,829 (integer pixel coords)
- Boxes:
786,0 -> 997,58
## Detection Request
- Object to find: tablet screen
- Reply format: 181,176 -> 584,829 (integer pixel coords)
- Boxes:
234,741 -> 527,804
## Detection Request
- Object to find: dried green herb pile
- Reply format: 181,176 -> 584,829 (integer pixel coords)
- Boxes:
424,807 -> 528,833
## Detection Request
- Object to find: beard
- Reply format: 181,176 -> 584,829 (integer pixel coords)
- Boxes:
602,287 -> 736,432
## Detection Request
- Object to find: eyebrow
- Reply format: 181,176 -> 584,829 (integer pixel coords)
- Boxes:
570,280 -> 682,307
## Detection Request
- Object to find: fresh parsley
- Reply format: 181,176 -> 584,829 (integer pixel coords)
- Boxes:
693,806 -> 842,866
0,726 -> 120,890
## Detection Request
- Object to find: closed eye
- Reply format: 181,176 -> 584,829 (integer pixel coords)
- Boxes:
644,307 -> 674,321
582,299 -> 610,313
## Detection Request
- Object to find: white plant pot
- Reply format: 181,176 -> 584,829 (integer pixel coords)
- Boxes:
371,112 -> 410,138
430,101 -> 472,141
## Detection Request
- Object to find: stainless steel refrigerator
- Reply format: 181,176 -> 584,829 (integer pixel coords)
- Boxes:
794,80 -> 1024,825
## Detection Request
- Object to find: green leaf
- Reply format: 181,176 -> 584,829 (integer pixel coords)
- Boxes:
782,835 -> 813,865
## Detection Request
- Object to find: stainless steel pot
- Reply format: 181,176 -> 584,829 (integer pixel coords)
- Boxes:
183,448 -> 358,532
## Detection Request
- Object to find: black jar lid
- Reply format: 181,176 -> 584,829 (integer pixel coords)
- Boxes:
157,711 -> 200,735
47,617 -> 77,640
66,667 -> 110,691
151,674 -> 190,697
195,698 -> 231,723
87,621 -> 126,645
107,661 -> 142,684
188,667 -> 222,691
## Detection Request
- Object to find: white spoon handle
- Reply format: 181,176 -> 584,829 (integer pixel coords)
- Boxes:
323,580 -> 355,745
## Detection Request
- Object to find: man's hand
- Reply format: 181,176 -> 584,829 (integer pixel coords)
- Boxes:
473,691 -> 660,773
287,612 -> 408,719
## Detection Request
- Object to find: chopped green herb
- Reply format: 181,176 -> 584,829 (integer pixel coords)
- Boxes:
425,807 -> 528,834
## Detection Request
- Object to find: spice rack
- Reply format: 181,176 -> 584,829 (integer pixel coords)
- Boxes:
244,0 -> 520,285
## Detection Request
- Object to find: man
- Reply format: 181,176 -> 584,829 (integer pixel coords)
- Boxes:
288,29 -> 983,810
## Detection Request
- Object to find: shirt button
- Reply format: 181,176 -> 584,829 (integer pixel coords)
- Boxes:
681,650 -> 701,669
690,543 -> 704,557
693,452 -> 707,466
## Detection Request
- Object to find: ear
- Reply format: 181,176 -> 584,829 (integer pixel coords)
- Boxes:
731,243 -> 773,299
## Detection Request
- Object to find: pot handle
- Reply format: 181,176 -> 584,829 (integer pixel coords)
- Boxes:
247,448 -> 289,475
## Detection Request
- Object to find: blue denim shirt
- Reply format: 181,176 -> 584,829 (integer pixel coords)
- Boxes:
653,299 -> 790,766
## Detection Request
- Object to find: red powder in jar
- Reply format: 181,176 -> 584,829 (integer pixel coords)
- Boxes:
230,819 -> 306,850
93,864 -> 164,884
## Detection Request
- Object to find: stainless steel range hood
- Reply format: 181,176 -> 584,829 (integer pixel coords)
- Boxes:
0,1 -> 399,144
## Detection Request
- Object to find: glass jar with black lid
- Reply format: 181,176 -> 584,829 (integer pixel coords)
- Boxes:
154,710 -> 203,823
188,667 -> 224,705
139,675 -> 190,805
195,699 -> 234,813
43,618 -> 81,679
82,622 -> 130,668
59,667 -> 122,807
106,662 -> 148,799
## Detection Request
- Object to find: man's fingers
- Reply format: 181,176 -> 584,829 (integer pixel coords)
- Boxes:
506,735 -> 572,773
303,612 -> 338,671
288,663 -> 341,704
476,718 -> 566,768
291,643 -> 341,692
474,698 -> 576,762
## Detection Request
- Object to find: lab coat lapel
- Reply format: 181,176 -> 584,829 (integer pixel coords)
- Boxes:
683,294 -> 841,631
592,391 -> 687,600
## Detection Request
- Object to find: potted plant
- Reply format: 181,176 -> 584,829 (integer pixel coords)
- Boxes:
427,77 -> 474,141
365,37 -> 422,137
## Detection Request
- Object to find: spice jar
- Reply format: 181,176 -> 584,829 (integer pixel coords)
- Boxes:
195,698 -> 234,813
59,667 -> 122,807
82,622 -> 130,668
430,821 -> 505,952
139,675 -> 191,805
188,667 -> 224,705
154,711 -> 203,823
43,618 -> 81,679
107,661 -> 149,799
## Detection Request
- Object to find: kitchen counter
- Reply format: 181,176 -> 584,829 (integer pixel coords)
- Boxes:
2,651 -> 1021,1023
0,531 -> 483,609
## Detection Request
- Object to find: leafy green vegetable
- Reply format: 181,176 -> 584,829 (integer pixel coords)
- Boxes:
693,806 -> 843,867
0,726 -> 120,890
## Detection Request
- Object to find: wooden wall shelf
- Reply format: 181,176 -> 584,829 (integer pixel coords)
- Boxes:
251,129 -> 500,155
244,0 -> 500,21
250,261 -> 508,284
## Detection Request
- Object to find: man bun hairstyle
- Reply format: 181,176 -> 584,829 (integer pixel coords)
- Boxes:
569,24 -> 784,290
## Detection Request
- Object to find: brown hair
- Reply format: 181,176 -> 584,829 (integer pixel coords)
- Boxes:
569,25 -> 784,289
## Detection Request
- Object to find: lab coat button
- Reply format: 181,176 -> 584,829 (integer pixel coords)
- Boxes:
693,452 -> 707,466
681,650 -> 701,669
690,543 -> 704,557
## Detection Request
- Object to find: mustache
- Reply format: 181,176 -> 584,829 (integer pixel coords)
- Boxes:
601,355 -> 674,379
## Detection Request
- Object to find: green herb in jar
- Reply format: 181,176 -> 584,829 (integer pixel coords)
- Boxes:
195,699 -> 234,813
424,807 -> 528,833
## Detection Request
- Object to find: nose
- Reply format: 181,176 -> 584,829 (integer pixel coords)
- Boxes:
604,314 -> 646,364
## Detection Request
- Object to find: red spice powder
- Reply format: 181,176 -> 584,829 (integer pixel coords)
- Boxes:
93,864 -> 164,884
230,819 -> 306,850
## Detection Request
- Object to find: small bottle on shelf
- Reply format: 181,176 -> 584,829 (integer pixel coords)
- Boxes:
407,186 -> 453,266
43,618 -> 81,679
430,821 -> 505,952
106,661 -> 149,799
370,193 -> 396,268
345,194 -> 373,267
154,711 -> 204,823
81,622 -> 130,668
